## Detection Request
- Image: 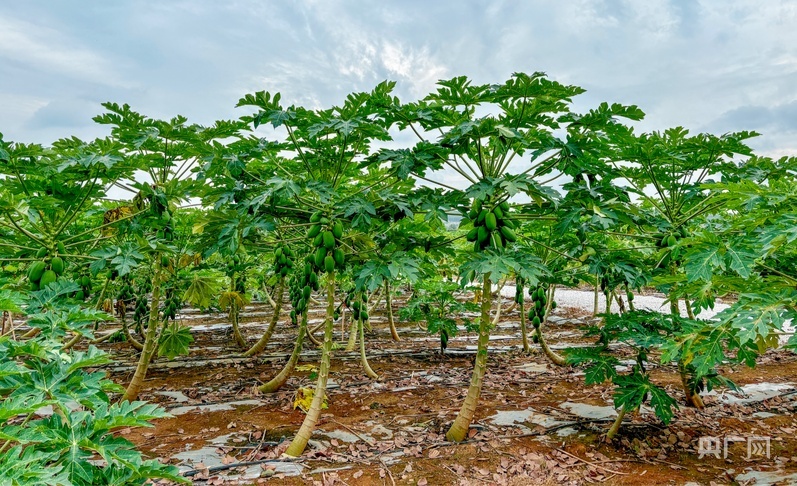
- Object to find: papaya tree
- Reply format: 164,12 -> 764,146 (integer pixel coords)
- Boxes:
236,81 -> 406,456
382,73 -> 642,441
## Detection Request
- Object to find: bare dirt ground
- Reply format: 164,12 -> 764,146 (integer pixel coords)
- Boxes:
82,292 -> 797,485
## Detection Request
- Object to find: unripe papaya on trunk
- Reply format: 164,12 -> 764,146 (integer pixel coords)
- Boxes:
485,212 -> 498,231
40,270 -> 57,287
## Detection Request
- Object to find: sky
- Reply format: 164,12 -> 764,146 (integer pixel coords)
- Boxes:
1,0 -> 796,163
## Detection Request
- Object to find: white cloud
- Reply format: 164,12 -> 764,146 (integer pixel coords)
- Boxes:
0,16 -> 129,88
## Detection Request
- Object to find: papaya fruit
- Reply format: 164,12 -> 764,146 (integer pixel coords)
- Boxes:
50,257 -> 64,277
35,247 -> 47,259
473,199 -> 483,214
332,221 -> 343,239
275,248 -> 283,258
500,226 -> 517,242
493,205 -> 504,220
307,224 -> 322,239
30,281 -> 40,291
485,212 -> 498,231
56,242 -> 66,255
477,226 -> 489,243
161,255 -> 170,267
303,286 -> 311,300
40,270 -> 57,287
477,209 -> 488,224
322,231 -> 335,250
310,211 -> 322,223
28,261 -> 46,282
532,316 -> 541,327
324,255 -> 335,273
499,201 -> 510,212
314,247 -> 327,269
313,233 -> 323,247
466,227 -> 478,242
280,266 -> 289,276
81,276 -> 91,287
667,234 -> 677,247
468,208 -> 478,220
75,290 -> 85,300
360,310 -> 369,321
333,248 -> 344,267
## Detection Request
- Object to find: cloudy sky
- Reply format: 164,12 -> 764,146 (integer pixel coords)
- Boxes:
1,0 -> 796,160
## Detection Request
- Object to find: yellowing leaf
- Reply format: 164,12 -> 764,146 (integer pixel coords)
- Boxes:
292,387 -> 327,413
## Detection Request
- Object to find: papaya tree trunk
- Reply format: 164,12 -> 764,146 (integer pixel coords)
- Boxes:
605,404 -> 628,441
231,299 -> 246,349
259,309 -> 307,393
385,281 -> 400,342
538,286 -> 566,366
593,274 -> 600,316
671,293 -> 705,408
121,317 -> 144,351
285,273 -> 336,457
685,297 -> 696,319
446,273 -> 492,442
122,255 -> 163,402
519,298 -> 530,353
344,315 -> 358,352
359,316 -> 378,379
242,278 -> 284,357
62,333 -> 82,351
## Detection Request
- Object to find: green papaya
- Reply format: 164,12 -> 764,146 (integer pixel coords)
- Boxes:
499,226 -> 517,242
307,224 -> 322,239
477,226 -> 489,243
303,286 -> 311,300
28,261 -> 47,282
499,201 -> 510,212
322,231 -> 335,250
667,234 -> 677,247
332,221 -> 343,239
324,255 -> 335,273
503,218 -> 516,229
310,211 -> 322,223
313,233 -> 324,247
314,247 -> 327,269
532,316 -> 541,327
477,209 -> 488,224
40,270 -> 57,287
56,242 -> 66,255
30,281 -> 40,291
473,199 -> 483,214
468,208 -> 478,220
485,212 -> 498,231
280,266 -> 289,277
279,254 -> 287,265
161,255 -> 170,267
319,217 -> 330,225
36,247 -> 47,259
81,276 -> 91,287
493,205 -> 504,220
466,227 -> 478,242
360,310 -> 369,321
528,309 -> 535,321
333,248 -> 345,267
275,247 -> 283,258
473,241 -> 481,252
297,298 -> 306,312
551,301 -> 557,309
75,290 -> 85,300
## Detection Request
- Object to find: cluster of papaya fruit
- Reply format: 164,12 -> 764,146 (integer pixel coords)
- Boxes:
465,199 -> 517,251
273,244 -> 295,277
133,280 -> 152,329
27,243 -> 67,290
656,227 -> 688,249
527,284 -> 555,331
307,212 -> 345,273
344,292 -> 368,322
287,256 -> 320,325
74,272 -> 93,300
162,286 -> 181,322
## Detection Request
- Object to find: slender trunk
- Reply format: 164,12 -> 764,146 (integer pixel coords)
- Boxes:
625,285 -> 636,312
685,298 -> 695,319
604,291 -> 611,315
593,274 -> 600,316
446,273 -> 492,442
605,405 -> 628,441
671,292 -> 704,408
385,281 -> 399,341
345,315 -> 358,352
21,327 -> 41,339
242,279 -> 284,357
519,298 -> 530,353
538,286 -> 566,366
285,273 -> 336,457
121,316 -> 144,351
261,282 -> 278,309
122,255 -> 163,402
231,300 -> 246,349
259,309 -> 307,393
679,361 -> 705,409
359,317 -> 378,379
